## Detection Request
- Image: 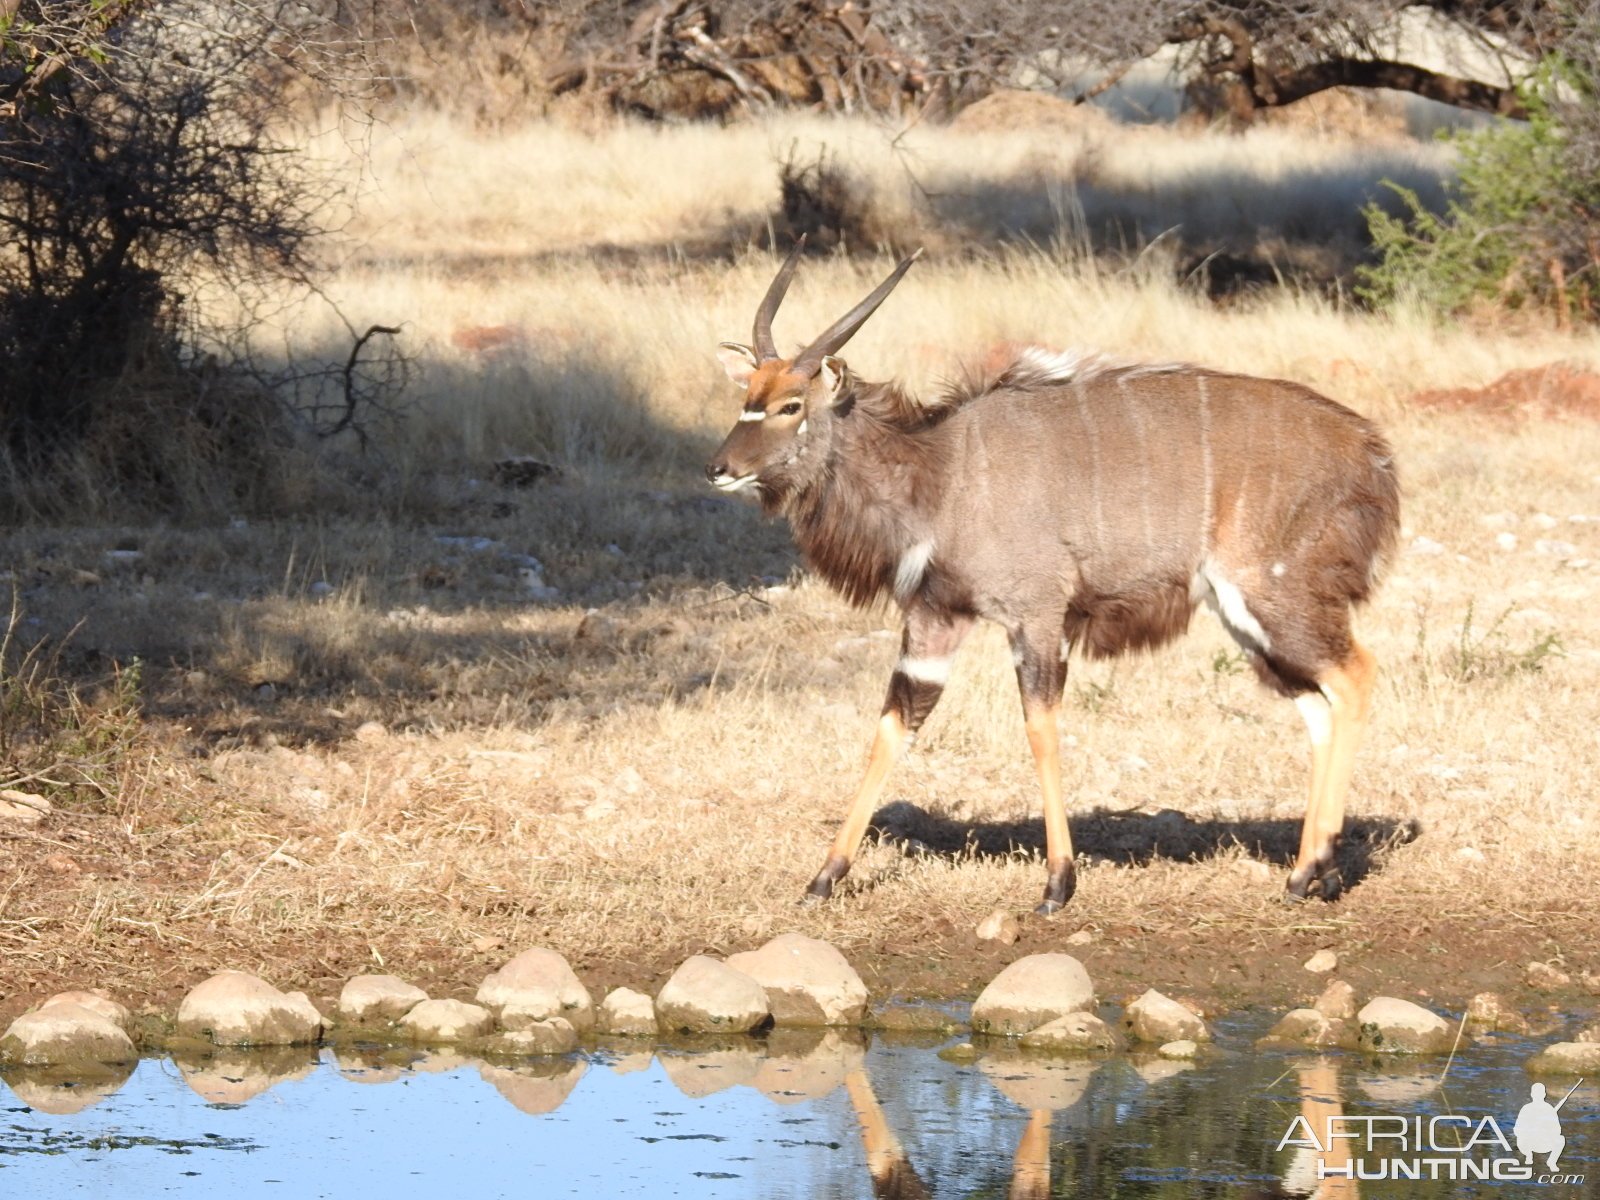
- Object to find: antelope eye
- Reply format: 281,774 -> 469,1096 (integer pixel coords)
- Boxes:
779,401 -> 803,416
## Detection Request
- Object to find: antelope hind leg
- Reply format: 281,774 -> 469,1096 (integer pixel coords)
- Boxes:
1286,641 -> 1377,902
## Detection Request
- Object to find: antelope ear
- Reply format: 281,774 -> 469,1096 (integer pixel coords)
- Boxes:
820,355 -> 849,402
717,342 -> 759,388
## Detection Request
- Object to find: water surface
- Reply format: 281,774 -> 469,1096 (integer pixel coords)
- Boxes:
2,1019 -> 1594,1198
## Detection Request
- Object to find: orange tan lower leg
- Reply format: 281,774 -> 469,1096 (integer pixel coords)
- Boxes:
1008,1109 -> 1052,1200
806,711 -> 911,900
1289,641 -> 1377,899
1025,705 -> 1076,912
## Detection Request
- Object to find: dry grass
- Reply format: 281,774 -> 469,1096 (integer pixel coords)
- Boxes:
3,110 -> 1600,1017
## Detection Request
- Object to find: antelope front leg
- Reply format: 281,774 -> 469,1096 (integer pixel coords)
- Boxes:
1012,626 -> 1075,914
805,608 -> 972,902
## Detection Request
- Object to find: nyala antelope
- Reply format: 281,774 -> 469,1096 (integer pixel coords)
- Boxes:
705,245 -> 1399,913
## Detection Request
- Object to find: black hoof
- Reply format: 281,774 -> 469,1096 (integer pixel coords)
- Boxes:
1036,859 -> 1076,914
803,854 -> 849,904
1285,860 -> 1343,904
1315,866 -> 1344,903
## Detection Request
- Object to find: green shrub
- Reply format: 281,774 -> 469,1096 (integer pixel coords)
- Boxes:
1358,58 -> 1600,323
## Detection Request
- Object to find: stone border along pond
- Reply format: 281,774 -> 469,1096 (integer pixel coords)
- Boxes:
4,934 -> 1599,1094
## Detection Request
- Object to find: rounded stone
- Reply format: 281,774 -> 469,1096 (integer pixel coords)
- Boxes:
976,910 -> 1021,945
970,954 -> 1095,1036
1257,1008 -> 1358,1051
1303,949 -> 1339,974
479,1018 -> 579,1056
1466,991 -> 1529,1033
175,971 -> 324,1047
1526,1041 -> 1600,1075
38,991 -> 133,1033
655,956 -> 770,1034
866,1003 -> 959,1034
337,975 -> 429,1025
1,1003 -> 136,1066
1019,1011 -> 1118,1053
596,988 -> 658,1038
476,948 -> 594,1031
724,933 -> 868,1026
1313,979 -> 1358,1021
1355,997 -> 1455,1055
1122,990 -> 1210,1044
398,999 -> 496,1044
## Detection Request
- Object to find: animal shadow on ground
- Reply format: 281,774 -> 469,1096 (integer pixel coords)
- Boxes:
863,800 -> 1421,897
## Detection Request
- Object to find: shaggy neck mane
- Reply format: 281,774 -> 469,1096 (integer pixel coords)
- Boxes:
772,377 -> 949,608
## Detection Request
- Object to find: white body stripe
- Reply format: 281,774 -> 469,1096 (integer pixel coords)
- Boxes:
1199,559 -> 1272,652
894,539 -> 935,602
895,655 -> 952,686
737,409 -> 766,422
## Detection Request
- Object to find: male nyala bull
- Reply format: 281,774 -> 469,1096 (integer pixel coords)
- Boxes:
705,245 -> 1399,912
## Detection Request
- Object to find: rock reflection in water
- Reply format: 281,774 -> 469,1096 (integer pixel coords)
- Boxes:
5,1024 -> 1552,1197
0,1060 -> 135,1115
174,1044 -> 319,1104
480,1057 -> 587,1115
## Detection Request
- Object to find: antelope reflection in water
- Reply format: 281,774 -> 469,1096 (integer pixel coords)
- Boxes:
844,1069 -> 1050,1200
1257,1058 -> 1360,1200
843,1055 -> 1361,1200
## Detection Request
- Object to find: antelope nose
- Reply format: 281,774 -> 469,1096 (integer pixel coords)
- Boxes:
704,461 -> 724,483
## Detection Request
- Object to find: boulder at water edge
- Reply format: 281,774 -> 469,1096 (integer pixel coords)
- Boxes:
175,971 -> 324,1047
398,999 -> 496,1044
1526,1042 -> 1600,1075
1355,997 -> 1455,1055
37,990 -> 133,1033
476,948 -> 594,1031
1466,991 -> 1529,1033
970,954 -> 1095,1036
724,934 -> 868,1026
338,975 -> 429,1025
1,1002 -> 136,1066
1257,1008 -> 1358,1051
1019,1012 -> 1118,1053
655,956 -> 770,1034
596,988 -> 658,1038
479,1018 -> 580,1057
1123,990 -> 1210,1044
1313,980 -> 1358,1021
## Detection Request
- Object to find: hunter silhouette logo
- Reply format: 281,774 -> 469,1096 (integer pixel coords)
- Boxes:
1277,1077 -> 1586,1184
1516,1081 -> 1578,1171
